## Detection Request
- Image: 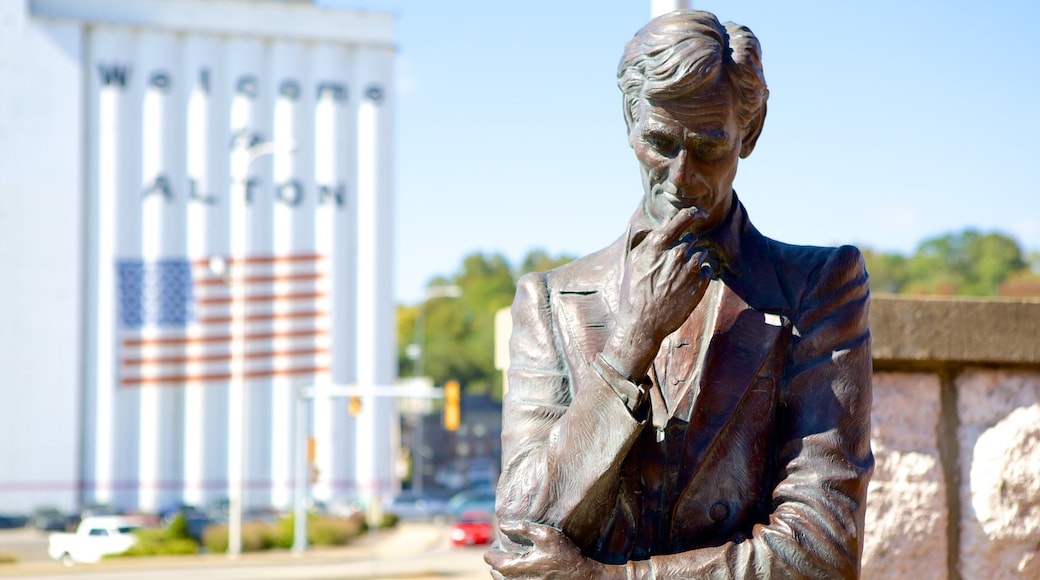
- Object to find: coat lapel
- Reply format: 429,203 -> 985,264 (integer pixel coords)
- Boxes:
670,283 -> 791,519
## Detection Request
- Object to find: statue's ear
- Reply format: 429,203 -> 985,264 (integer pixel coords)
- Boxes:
739,103 -> 766,158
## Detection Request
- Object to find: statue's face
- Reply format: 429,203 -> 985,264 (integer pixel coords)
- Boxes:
629,82 -> 741,235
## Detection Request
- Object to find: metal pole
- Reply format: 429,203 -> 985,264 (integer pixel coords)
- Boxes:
226,139 -> 296,558
292,387 -> 308,554
651,0 -> 689,18
414,304 -> 427,378
226,176 -> 245,559
413,307 -> 426,497
286,382 -> 443,555
414,414 -> 425,496
409,285 -> 461,496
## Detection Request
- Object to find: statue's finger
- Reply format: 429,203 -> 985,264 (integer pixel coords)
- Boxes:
657,207 -> 699,245
498,519 -> 529,536
498,519 -> 537,548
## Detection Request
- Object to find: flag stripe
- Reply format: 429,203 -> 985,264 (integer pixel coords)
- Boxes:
121,365 -> 331,387
196,310 -> 328,324
124,327 -> 329,347
193,272 -> 325,286
190,253 -> 322,267
122,347 -> 330,366
196,290 -> 325,306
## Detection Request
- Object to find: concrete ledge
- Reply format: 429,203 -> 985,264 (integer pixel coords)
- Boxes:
870,295 -> 1040,365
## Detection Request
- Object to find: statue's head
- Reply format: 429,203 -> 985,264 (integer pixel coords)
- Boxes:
618,10 -> 768,233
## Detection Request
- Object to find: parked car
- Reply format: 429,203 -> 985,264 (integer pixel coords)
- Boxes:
447,488 -> 496,518
0,513 -> 28,529
449,510 -> 493,546
47,515 -> 140,565
30,507 -> 71,531
385,492 -> 449,522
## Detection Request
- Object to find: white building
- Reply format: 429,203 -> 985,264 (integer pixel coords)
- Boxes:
0,0 -> 397,515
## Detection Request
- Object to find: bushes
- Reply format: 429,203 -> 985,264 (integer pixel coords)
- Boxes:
202,513 -> 368,554
116,514 -> 201,558
377,512 -> 400,529
109,510 -> 377,557
121,536 -> 199,557
308,513 -> 364,546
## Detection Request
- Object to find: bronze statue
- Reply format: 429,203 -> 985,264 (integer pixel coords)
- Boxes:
485,10 -> 873,579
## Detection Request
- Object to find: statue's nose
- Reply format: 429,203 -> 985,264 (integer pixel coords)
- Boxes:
671,151 -> 699,193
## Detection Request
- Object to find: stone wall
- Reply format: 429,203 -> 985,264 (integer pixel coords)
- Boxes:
864,295 -> 1040,579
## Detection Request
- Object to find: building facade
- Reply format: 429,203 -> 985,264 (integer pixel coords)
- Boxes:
0,0 -> 397,514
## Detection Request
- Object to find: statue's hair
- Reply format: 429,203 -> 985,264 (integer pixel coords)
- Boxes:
617,10 -> 768,136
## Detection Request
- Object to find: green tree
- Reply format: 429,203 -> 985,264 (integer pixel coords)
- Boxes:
863,229 -> 1032,296
399,253 -> 514,395
519,248 -> 575,276
862,249 -> 908,294
999,250 -> 1040,297
904,230 -> 1027,295
397,249 -> 574,400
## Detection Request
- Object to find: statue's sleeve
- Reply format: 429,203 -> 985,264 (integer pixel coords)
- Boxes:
494,271 -> 647,542
630,245 -> 874,579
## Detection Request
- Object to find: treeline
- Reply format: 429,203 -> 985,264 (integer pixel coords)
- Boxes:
863,230 -> 1040,296
396,250 -> 574,399
399,230 -> 1039,399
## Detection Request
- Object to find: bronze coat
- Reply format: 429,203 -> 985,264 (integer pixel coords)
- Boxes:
495,198 -> 873,578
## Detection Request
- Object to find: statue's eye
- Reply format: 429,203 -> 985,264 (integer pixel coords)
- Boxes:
692,132 -> 731,162
645,133 -> 679,157
695,141 -> 723,162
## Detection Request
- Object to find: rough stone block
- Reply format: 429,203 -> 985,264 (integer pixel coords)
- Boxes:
957,368 -> 1040,578
862,372 -> 947,579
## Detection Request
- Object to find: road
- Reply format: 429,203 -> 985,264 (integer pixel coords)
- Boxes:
0,523 -> 491,579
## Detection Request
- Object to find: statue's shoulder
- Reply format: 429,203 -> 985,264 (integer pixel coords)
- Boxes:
543,239 -> 624,293
764,237 -> 869,311
767,239 -> 866,279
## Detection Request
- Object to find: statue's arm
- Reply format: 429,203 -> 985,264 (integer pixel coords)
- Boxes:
633,245 -> 874,579
494,272 -> 647,540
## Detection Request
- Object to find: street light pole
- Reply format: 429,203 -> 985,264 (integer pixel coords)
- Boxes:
408,285 -> 461,496
226,137 -> 296,558
651,0 -> 689,18
291,382 -> 446,554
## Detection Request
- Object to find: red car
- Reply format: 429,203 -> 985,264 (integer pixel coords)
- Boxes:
449,510 -> 494,546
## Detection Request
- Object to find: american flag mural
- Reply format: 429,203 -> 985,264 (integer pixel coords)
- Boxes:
116,254 -> 330,387
78,5 -> 397,515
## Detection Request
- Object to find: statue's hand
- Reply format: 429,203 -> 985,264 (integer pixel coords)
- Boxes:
484,521 -> 617,579
602,209 -> 713,381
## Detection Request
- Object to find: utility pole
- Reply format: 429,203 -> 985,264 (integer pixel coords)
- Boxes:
651,0 -> 689,17
407,285 -> 461,495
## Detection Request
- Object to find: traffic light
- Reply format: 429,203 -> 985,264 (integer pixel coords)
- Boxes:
307,436 -> 319,483
443,380 -> 460,431
348,395 -> 362,416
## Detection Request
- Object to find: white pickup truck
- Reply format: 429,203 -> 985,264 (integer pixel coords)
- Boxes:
48,516 -> 140,565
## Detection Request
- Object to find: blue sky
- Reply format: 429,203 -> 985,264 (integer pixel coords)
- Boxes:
322,1 -> 1040,304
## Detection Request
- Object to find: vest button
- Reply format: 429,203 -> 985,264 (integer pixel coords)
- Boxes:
710,501 -> 729,522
